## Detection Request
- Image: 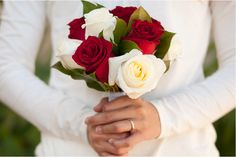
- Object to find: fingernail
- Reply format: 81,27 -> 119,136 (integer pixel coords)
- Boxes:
95,126 -> 102,133
108,138 -> 114,144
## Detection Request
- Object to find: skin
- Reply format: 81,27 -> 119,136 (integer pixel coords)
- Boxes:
87,98 -> 129,156
86,96 -> 161,156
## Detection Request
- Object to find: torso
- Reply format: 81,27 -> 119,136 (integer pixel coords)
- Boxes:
36,1 -> 219,156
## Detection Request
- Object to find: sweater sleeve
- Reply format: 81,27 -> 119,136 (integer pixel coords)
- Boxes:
0,1 -> 94,144
151,1 -> 235,138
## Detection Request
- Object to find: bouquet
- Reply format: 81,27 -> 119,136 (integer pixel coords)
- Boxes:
53,0 -> 181,99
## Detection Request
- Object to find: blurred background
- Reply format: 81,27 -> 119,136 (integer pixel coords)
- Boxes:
0,1 -> 235,156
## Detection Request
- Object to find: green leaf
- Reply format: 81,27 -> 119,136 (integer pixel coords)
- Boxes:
98,31 -> 103,38
113,18 -> 127,45
119,40 -> 141,55
155,31 -> 175,59
52,62 -> 111,92
70,70 -> 106,91
52,62 -> 72,75
81,0 -> 104,14
112,45 -> 119,56
127,6 -> 152,31
164,60 -> 171,72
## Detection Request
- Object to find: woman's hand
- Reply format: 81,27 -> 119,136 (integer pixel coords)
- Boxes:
86,98 -> 130,156
87,124 -> 130,156
86,96 -> 161,153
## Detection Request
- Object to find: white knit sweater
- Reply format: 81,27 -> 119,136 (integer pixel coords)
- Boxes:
0,0 -> 235,156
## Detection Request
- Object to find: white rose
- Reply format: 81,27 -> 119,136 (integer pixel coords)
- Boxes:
56,39 -> 84,69
82,8 -> 116,41
109,49 -> 166,99
163,35 -> 182,61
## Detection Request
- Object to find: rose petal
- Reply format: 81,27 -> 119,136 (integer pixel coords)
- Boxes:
128,19 -> 164,44
108,49 -> 142,86
72,36 -> 113,83
114,52 -> 166,99
110,6 -> 137,23
125,37 -> 158,54
83,8 -> 116,41
95,58 -> 109,83
56,39 -> 83,69
68,18 -> 85,40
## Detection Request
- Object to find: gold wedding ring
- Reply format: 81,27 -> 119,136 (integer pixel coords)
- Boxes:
129,119 -> 135,132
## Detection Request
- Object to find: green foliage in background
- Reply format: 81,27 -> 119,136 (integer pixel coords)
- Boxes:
0,42 -> 235,155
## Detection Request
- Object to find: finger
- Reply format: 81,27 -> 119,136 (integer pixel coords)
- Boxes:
96,120 -> 133,134
95,141 -> 116,154
108,132 -> 130,140
100,96 -> 136,112
98,132 -> 130,140
88,126 -> 129,145
100,152 -> 114,156
100,152 -> 128,157
87,106 -> 137,125
96,141 -> 128,156
94,97 -> 109,112
111,133 -> 142,149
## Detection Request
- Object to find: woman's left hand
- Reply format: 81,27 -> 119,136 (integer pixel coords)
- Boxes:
86,96 -> 161,152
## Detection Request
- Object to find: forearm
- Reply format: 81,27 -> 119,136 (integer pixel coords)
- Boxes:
0,49 -> 95,143
151,62 -> 235,138
0,1 -> 93,143
0,63 -> 92,142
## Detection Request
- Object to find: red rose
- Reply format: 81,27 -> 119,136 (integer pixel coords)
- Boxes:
125,38 -> 159,54
110,6 -> 137,23
68,18 -> 85,40
129,19 -> 164,43
72,36 -> 113,83
125,19 -> 164,54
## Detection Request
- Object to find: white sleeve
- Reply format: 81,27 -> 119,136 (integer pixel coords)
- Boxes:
0,1 -> 94,144
151,1 -> 235,138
